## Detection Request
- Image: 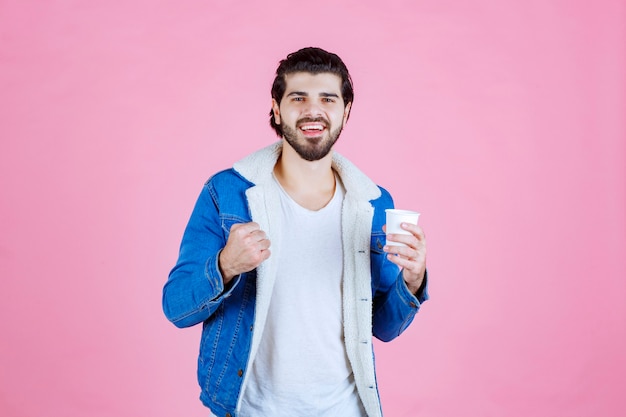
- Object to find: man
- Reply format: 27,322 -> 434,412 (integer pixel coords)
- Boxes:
163,47 -> 428,417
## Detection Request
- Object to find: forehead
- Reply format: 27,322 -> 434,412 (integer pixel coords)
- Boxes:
283,72 -> 343,96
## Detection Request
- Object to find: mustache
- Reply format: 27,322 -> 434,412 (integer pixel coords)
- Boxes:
296,117 -> 329,127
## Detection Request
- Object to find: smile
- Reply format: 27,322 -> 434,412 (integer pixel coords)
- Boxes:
299,124 -> 325,131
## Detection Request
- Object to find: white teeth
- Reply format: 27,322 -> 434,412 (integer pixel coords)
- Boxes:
301,125 -> 323,131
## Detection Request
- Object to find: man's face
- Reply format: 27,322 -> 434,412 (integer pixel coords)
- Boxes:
272,72 -> 352,161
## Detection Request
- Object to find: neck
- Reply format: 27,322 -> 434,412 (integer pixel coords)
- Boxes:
273,140 -> 336,210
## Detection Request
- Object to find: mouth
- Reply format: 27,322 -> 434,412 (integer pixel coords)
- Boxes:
297,120 -> 328,137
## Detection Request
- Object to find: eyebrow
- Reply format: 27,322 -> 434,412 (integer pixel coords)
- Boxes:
286,91 -> 340,98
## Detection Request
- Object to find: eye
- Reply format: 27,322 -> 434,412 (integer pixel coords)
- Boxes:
322,98 -> 335,103
292,96 -> 305,102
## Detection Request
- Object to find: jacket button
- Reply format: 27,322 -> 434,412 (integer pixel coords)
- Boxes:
226,413 -> 232,417
410,302 -> 417,308
237,369 -> 243,377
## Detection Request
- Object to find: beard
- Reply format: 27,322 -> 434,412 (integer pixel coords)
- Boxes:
281,117 -> 344,161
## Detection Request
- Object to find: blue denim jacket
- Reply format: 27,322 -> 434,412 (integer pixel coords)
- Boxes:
163,142 -> 428,417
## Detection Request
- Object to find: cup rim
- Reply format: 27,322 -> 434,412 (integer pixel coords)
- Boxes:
385,209 -> 420,216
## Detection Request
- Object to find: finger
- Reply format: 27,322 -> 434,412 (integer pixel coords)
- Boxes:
256,238 -> 271,250
386,252 -> 413,269
387,252 -> 424,273
260,248 -> 271,260
230,222 -> 261,235
250,247 -> 271,268
400,223 -> 425,240
383,242 -> 417,258
249,229 -> 268,242
385,233 -> 419,249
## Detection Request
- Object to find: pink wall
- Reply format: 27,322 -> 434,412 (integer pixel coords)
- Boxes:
1,1 -> 624,416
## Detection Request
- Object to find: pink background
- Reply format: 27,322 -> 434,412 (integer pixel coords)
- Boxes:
1,1 -> 625,416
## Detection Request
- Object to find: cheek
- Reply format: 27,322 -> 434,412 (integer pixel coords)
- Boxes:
335,111 -> 347,125
281,109 -> 299,125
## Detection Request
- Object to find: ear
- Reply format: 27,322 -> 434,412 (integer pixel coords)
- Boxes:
272,99 -> 281,125
342,102 -> 352,125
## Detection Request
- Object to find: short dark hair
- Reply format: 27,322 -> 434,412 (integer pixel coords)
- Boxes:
269,47 -> 354,137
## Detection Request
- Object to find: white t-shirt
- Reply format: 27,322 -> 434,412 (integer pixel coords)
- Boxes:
238,175 -> 366,417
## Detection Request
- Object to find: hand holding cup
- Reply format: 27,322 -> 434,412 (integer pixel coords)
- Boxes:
383,209 -> 427,294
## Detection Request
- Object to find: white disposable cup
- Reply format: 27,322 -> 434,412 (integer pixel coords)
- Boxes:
385,209 -> 420,247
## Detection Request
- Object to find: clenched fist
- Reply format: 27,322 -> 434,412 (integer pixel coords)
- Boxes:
218,222 -> 271,284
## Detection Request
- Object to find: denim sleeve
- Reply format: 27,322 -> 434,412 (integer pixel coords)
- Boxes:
372,269 -> 429,342
162,182 -> 241,328
370,186 -> 429,341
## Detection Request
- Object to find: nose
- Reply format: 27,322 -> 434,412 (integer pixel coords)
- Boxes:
302,101 -> 323,118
